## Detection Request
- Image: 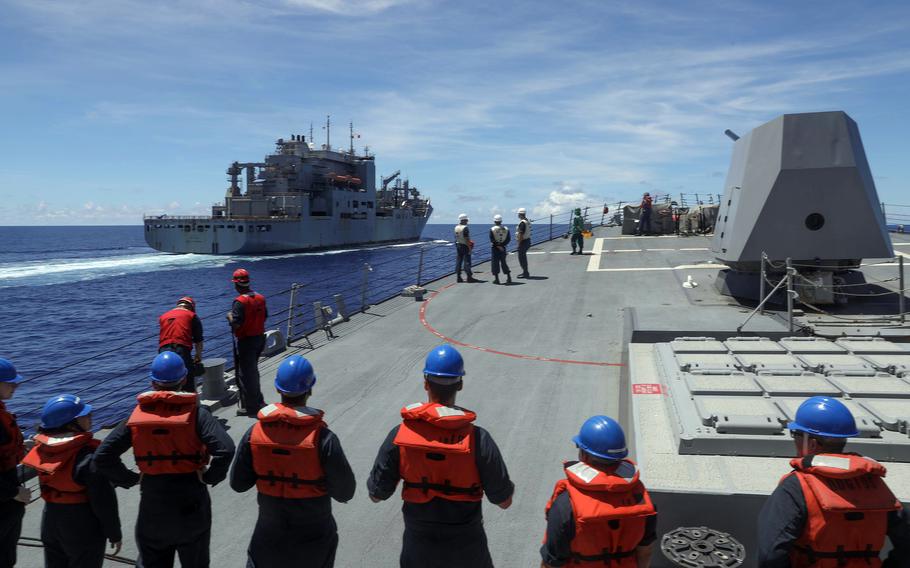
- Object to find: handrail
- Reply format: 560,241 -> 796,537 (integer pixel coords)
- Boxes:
11,198 -> 633,428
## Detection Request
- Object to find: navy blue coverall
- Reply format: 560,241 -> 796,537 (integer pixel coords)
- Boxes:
757,472 -> 910,567
230,421 -> 356,568
40,444 -> 122,568
95,406 -> 235,568
368,424 -> 514,568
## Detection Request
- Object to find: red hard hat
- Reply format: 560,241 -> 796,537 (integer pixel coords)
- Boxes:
232,268 -> 250,285
177,296 -> 196,311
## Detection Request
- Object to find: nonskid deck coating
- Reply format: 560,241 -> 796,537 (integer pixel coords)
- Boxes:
16,226 -> 839,566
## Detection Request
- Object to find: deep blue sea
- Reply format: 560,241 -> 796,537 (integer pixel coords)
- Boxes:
0,222 -> 565,430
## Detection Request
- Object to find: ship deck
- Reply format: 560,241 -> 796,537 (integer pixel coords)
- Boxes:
18,227 -> 910,567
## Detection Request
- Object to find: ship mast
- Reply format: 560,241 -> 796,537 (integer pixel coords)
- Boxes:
349,122 -> 355,155
324,115 -> 331,150
309,122 -> 314,144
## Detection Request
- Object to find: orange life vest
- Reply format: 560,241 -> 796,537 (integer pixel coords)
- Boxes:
21,432 -> 99,504
250,403 -> 327,499
127,391 -> 209,475
159,307 -> 196,349
0,402 -> 24,471
545,460 -> 656,567
234,292 -> 267,339
787,454 -> 901,568
393,402 -> 483,503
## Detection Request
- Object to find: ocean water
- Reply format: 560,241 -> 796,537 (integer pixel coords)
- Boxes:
0,222 -> 566,429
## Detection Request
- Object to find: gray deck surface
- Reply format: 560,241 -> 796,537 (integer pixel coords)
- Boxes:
18,228 -> 908,566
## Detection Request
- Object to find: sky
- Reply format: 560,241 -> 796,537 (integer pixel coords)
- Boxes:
0,0 -> 908,225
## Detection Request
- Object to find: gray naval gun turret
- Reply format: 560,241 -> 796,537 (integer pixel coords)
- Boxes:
712,111 -> 893,302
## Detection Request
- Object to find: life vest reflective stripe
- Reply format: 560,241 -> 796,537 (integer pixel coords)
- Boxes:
235,292 -> 267,339
158,308 -> 195,348
127,391 -> 209,475
490,226 -> 509,245
394,402 -> 483,503
21,433 -> 98,504
454,225 -> 469,246
517,219 -> 532,241
544,460 -> 656,567
0,403 -> 24,471
787,453 -> 900,568
250,403 -> 327,499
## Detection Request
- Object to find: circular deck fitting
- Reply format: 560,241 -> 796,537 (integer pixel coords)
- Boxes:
418,284 -> 623,367
661,526 -> 746,567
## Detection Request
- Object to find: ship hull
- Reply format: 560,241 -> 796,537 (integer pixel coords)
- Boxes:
144,209 -> 432,254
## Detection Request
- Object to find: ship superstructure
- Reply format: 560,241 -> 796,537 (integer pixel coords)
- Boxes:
144,122 -> 431,254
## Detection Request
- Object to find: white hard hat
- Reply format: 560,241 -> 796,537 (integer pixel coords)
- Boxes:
493,214 -> 503,223
517,208 -> 527,215
458,213 -> 468,221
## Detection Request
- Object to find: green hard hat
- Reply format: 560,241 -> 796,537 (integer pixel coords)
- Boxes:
574,208 -> 581,214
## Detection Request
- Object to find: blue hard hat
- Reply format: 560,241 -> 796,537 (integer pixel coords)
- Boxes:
788,396 -> 859,438
275,355 -> 316,395
573,415 -> 628,461
40,394 -> 92,429
423,344 -> 465,378
149,352 -> 187,384
0,358 -> 23,384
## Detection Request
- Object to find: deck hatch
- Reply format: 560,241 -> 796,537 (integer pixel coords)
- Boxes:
779,337 -> 847,354
670,337 -> 727,353
675,353 -> 738,372
683,373 -> 763,396
723,337 -> 786,353
754,373 -> 841,396
735,353 -> 803,373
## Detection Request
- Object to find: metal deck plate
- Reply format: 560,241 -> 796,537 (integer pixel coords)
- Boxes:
684,373 -> 763,396
827,375 -> 910,398
723,337 -> 786,353
859,354 -> 910,374
677,353 -> 739,372
734,353 -> 803,373
797,353 -> 873,374
836,337 -> 910,354
753,373 -> 840,396
779,337 -> 847,353
652,337 -> 910,460
671,337 -> 728,353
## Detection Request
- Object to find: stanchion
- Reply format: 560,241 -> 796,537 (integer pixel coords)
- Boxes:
786,257 -> 794,333
900,255 -> 905,324
759,254 -> 766,315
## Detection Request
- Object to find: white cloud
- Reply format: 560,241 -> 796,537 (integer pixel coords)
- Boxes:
531,182 -> 602,218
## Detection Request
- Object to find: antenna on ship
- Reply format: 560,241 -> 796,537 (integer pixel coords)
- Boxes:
323,115 -> 331,150
349,122 -> 357,155
309,122 -> 314,145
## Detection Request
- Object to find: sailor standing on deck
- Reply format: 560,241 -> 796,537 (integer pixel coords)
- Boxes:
757,396 -> 910,567
22,394 -> 122,568
158,296 -> 204,393
540,416 -> 657,568
454,214 -> 477,283
0,358 -> 29,568
636,193 -> 652,236
489,214 -> 512,285
570,208 -> 584,254
228,268 -> 268,416
95,351 -> 235,568
368,344 -> 514,568
516,208 -> 532,279
230,354 -> 356,568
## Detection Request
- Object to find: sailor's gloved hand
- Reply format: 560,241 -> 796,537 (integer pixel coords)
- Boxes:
14,485 -> 31,503
110,540 -> 122,555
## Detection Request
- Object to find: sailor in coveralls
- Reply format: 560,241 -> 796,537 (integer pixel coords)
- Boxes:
368,345 -> 514,568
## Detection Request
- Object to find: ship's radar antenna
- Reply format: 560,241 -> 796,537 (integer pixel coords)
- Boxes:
309,122 -> 314,143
